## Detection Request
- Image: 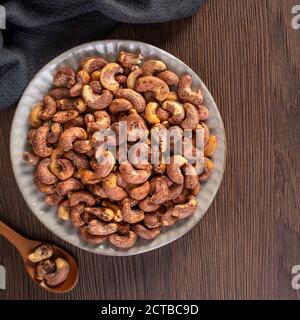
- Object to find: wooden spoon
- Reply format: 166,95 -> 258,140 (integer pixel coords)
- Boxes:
0,220 -> 79,293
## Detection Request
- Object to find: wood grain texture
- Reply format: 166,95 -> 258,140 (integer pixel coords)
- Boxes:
1,0 -> 300,299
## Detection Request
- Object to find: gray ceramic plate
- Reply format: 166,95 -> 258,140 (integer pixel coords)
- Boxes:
10,40 -> 226,256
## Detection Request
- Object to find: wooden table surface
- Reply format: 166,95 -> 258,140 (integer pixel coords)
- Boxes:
1,0 -> 300,300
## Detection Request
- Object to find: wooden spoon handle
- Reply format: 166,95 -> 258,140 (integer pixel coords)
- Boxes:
0,220 -> 30,255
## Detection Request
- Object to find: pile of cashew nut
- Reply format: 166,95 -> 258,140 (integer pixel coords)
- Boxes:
23,51 -> 217,249
28,244 -> 70,286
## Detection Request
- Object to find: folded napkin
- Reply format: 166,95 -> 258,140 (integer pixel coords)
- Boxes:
0,0 -> 204,109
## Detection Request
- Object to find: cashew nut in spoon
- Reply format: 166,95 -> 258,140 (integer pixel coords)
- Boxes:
0,221 -> 79,293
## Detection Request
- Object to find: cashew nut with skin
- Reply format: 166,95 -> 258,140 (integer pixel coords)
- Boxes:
44,258 -> 70,287
134,224 -> 160,240
58,127 -> 87,151
172,196 -> 197,220
69,70 -> 90,97
199,157 -> 214,182
150,176 -> 170,204
53,66 -> 75,88
138,197 -> 160,212
49,87 -> 70,100
82,85 -> 113,110
92,150 -> 115,178
102,173 -> 128,201
79,226 -> 108,245
87,220 -> 118,236
198,105 -> 209,121
23,151 -> 40,166
101,200 -> 122,222
70,203 -> 85,228
57,200 -> 70,220
162,100 -> 185,124
181,103 -> 200,130
73,140 -> 92,154
116,88 -> 146,113
44,192 -> 64,206
178,74 -> 204,107
28,244 -> 54,263
100,63 -> 123,92
127,67 -> 143,89
52,110 -> 79,123
144,101 -> 160,124
119,162 -> 151,184
34,177 -> 56,194
85,207 -> 115,222
157,70 -> 179,86
64,150 -> 89,169
166,155 -> 188,185
69,191 -> 96,207
40,96 -> 57,120
143,211 -> 161,228
141,59 -> 166,76
35,259 -> 56,281
47,122 -> 63,144
29,102 -> 43,128
204,135 -> 218,157
109,98 -> 133,114
79,56 -> 108,73
57,178 -> 83,196
128,181 -> 150,201
121,198 -> 144,224
109,231 -> 137,248
118,51 -> 143,69
183,163 -> 199,189
32,124 -> 52,157
135,76 -> 170,101
35,158 -> 57,185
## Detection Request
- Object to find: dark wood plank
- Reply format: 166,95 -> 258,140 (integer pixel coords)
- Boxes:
0,0 -> 300,299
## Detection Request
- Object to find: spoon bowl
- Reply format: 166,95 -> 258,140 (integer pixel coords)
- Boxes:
0,220 -> 79,293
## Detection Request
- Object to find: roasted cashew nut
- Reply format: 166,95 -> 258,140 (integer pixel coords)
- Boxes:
145,101 -> 160,124
160,207 -> 178,227
89,80 -> 102,94
109,98 -> 133,114
52,110 -> 79,123
181,103 -> 200,130
119,162 -> 151,184
53,66 -> 75,88
57,178 -> 83,196
85,207 -> 115,222
116,88 -> 146,113
204,135 -> 218,157
73,140 -> 92,154
69,191 -> 96,207
58,127 -> 87,151
135,76 -> 170,101
40,96 -> 57,120
57,200 -> 70,220
35,158 -> 57,185
79,56 -> 108,73
109,231 -> 137,249
121,198 -> 144,224
150,176 -> 170,204
127,68 -> 143,89
79,226 -> 108,245
126,112 -> 149,142
49,87 -> 70,100
166,155 -> 188,185
102,173 -> 128,201
144,211 -> 162,229
157,70 -> 179,86
64,150 -> 89,169
87,220 -> 118,236
178,74 -> 203,107
88,183 -> 108,198
183,163 -> 199,189
128,180 -> 150,201
100,63 -> 123,93
141,59 -> 167,76
32,124 -> 52,157
198,105 -> 209,121
79,169 -> 102,185
101,200 -> 122,222
118,51 -> 143,69
44,258 -> 70,287
138,197 -> 160,212
92,150 -> 115,178
35,259 -> 56,281
173,196 -> 197,220
82,85 -> 113,110
23,151 -> 40,166
44,192 -> 64,206
162,100 -> 185,124
34,177 -> 56,194
28,244 -> 54,263
134,224 -> 160,240
199,157 -> 214,182
47,122 -> 63,144
69,70 -> 90,97
70,203 -> 85,228
29,102 -> 43,128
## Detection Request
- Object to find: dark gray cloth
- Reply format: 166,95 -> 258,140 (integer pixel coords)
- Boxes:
0,0 -> 204,109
